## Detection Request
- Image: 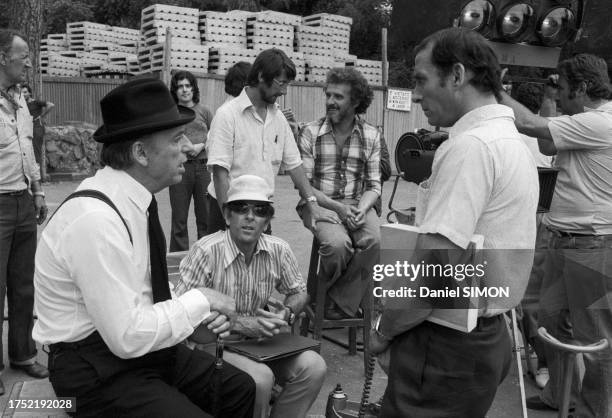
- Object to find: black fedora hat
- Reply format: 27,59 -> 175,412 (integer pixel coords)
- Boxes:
93,77 -> 195,144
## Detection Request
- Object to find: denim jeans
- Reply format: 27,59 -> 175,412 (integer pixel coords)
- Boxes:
538,230 -> 612,418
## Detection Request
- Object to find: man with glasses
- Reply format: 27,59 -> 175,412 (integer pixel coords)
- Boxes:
206,48 -> 321,233
0,29 -> 49,394
177,175 -> 326,418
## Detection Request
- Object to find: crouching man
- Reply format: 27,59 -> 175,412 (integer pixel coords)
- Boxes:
177,175 -> 327,418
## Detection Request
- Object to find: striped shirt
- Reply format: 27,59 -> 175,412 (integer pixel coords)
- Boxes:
298,115 -> 381,200
176,230 -> 306,315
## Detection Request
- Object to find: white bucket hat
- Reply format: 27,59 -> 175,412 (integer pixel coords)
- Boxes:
226,175 -> 273,203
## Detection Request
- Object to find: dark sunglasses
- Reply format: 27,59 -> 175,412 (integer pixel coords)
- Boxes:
228,202 -> 274,218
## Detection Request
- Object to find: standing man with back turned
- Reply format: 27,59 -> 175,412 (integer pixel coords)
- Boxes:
0,29 -> 49,396
34,78 -> 255,417
372,28 -> 538,417
502,53 -> 612,418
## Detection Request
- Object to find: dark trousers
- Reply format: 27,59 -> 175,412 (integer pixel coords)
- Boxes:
48,332 -> 255,418
0,192 -> 38,368
381,315 -> 511,418
169,159 -> 210,251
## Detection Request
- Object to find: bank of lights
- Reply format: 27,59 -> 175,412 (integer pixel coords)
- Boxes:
458,0 -> 581,47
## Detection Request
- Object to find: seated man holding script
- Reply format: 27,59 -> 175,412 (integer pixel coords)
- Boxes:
176,175 -> 326,418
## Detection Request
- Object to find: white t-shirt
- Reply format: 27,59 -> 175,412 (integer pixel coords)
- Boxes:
520,133 -> 553,168
544,101 -> 612,234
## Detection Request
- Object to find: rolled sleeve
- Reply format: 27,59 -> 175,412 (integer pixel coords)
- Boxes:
175,289 -> 211,327
281,120 -> 303,172
277,245 -> 306,296
206,107 -> 235,172
364,130 -> 382,196
548,112 -> 612,151
297,125 -> 315,180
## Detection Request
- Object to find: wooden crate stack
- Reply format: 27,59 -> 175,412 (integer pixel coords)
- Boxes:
354,58 -> 382,86
67,21 -> 114,51
246,11 -> 299,55
305,58 -> 335,83
46,51 -> 81,77
208,46 -> 258,75
41,34 -> 68,53
141,4 -> 200,46
138,43 -> 209,73
199,10 -> 247,48
294,25 -> 334,61
303,13 -> 352,58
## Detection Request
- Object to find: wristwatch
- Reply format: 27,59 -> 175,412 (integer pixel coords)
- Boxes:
306,195 -> 317,204
284,306 -> 296,326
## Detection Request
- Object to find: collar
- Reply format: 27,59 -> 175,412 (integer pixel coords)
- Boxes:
94,166 -> 152,214
317,115 -> 364,138
449,104 -> 515,138
222,229 -> 271,269
236,87 -> 279,115
0,85 -> 22,110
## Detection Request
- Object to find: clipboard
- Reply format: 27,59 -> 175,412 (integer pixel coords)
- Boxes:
225,333 -> 321,362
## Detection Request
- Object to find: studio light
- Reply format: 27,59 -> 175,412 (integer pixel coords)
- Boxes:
458,0 -> 497,38
498,3 -> 536,42
537,6 -> 577,46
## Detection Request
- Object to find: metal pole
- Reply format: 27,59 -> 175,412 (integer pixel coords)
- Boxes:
381,28 -> 388,138
38,48 -> 47,181
163,27 -> 173,85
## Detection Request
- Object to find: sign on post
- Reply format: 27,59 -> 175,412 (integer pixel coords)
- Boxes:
387,89 -> 412,112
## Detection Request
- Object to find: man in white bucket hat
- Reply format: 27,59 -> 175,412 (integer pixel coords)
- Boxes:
177,175 -> 326,418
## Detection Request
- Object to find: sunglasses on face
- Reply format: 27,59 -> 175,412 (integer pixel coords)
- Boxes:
228,202 -> 274,218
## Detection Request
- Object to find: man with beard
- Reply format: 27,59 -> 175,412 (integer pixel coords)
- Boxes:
206,48 -> 321,233
297,67 -> 381,319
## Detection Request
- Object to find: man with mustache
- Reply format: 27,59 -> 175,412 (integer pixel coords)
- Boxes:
206,48 -> 321,234
297,67 -> 381,319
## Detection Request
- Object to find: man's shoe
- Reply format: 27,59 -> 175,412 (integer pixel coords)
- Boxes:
535,367 -> 550,389
526,396 -> 575,412
0,378 -> 5,396
325,306 -> 351,320
10,361 -> 49,379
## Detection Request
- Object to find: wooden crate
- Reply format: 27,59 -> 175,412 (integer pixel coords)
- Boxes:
141,4 -> 199,22
143,26 -> 200,46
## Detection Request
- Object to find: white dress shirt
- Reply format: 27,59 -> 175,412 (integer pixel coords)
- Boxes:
33,167 -> 211,359
206,88 -> 303,199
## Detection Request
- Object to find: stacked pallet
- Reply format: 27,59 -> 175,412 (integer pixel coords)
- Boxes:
208,46 -> 258,75
141,4 -> 200,46
354,59 -> 382,85
294,25 -> 334,61
246,11 -> 297,55
303,13 -> 352,57
41,34 -> 69,53
138,43 -> 209,73
199,10 -> 247,48
305,58 -> 335,83
46,51 -> 81,77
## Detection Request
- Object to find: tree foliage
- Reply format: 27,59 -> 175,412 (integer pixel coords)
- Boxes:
44,0 -> 95,34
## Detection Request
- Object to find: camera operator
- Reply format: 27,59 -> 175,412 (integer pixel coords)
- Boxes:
501,53 -> 612,417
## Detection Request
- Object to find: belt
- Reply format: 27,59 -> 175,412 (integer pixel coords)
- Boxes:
547,227 -> 596,238
0,189 -> 26,196
49,331 -> 105,352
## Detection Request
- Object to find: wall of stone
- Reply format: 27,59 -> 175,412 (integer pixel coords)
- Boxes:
44,122 -> 101,175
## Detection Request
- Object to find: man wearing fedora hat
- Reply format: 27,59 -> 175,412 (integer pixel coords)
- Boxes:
33,78 -> 255,417
177,175 -> 326,418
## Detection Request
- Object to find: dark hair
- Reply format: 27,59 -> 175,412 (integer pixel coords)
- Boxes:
100,139 -> 137,169
247,49 -> 296,87
325,67 -> 373,114
225,61 -> 251,97
170,70 -> 200,104
21,83 -> 32,95
414,27 -> 503,101
514,83 -> 543,113
557,54 -> 611,100
0,28 -> 25,54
